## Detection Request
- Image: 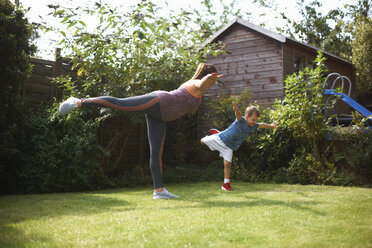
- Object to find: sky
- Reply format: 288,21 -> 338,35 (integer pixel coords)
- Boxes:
13,0 -> 357,60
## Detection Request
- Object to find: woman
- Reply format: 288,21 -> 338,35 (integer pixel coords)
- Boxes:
59,63 -> 224,199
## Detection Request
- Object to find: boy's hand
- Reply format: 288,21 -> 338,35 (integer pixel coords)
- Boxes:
272,121 -> 279,128
233,102 -> 239,112
232,102 -> 242,120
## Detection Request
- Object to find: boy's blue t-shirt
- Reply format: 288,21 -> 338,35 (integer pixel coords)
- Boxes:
218,117 -> 259,151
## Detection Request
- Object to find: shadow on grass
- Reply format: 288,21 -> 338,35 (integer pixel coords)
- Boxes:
0,183 -> 326,246
0,191 -> 132,219
0,189 -> 134,247
179,196 -> 325,216
168,182 -> 326,215
0,225 -> 54,248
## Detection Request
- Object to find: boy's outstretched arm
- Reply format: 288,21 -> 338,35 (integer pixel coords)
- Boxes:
258,122 -> 279,129
233,102 -> 242,120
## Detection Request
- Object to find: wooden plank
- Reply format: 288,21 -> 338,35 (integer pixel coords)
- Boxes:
242,83 -> 283,92
211,77 -> 283,91
218,62 -> 282,75
205,87 -> 283,99
215,82 -> 283,94
209,49 -> 281,64
221,26 -> 262,40
25,74 -> 52,85
223,37 -> 272,50
221,69 -> 282,81
24,83 -> 51,95
225,43 -> 281,56
30,57 -> 55,66
253,89 -> 283,99
223,33 -> 264,44
215,57 -> 283,70
32,63 -> 53,76
235,64 -> 282,74
26,94 -> 51,103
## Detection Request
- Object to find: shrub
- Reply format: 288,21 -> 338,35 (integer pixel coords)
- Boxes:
17,104 -> 110,193
0,0 -> 36,193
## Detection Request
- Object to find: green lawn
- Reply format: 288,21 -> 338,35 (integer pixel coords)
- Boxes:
0,182 -> 371,248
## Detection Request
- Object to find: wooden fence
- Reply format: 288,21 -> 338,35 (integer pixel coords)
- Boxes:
23,49 -> 69,109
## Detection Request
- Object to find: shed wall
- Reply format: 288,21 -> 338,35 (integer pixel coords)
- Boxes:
283,42 -> 356,115
205,24 -> 284,106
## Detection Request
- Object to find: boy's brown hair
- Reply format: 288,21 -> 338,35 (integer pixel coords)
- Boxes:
245,106 -> 260,117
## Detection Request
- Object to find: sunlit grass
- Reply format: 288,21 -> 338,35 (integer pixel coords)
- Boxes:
1,182 -> 371,247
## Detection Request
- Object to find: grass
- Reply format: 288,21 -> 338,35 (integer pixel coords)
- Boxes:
0,182 -> 371,248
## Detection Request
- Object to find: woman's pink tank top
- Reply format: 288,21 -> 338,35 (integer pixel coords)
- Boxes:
155,86 -> 202,122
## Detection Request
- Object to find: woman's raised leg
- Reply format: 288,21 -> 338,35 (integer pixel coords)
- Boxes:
59,93 -> 161,119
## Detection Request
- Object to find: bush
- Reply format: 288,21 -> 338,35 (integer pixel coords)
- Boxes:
205,52 -> 372,187
0,0 -> 36,193
234,125 -> 298,182
17,104 -> 111,193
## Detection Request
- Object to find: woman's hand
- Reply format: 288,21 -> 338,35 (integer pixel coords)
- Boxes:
207,72 -> 224,81
197,72 -> 224,90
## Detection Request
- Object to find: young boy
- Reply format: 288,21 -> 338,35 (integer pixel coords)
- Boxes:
201,102 -> 278,191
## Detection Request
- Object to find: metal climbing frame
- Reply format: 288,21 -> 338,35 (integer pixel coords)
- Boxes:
323,72 -> 352,108
323,72 -> 352,96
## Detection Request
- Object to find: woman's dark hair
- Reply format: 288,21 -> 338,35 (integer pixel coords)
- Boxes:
190,63 -> 218,80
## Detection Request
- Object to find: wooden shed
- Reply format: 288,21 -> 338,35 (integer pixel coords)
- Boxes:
203,17 -> 355,112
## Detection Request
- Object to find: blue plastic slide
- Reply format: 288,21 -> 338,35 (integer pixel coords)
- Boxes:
324,89 -> 372,120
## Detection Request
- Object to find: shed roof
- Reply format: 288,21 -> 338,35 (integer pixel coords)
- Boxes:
204,17 -> 352,65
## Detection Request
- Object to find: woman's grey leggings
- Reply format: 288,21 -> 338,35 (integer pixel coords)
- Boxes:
81,93 -> 166,189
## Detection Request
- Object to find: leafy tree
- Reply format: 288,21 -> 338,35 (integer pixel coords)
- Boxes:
12,0 -> 230,193
273,52 -> 332,161
349,0 -> 372,95
0,0 -> 36,193
277,0 -> 352,60
352,16 -> 372,95
45,1 -> 223,102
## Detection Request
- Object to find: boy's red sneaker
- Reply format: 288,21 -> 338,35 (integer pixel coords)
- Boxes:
209,129 -> 220,135
221,183 -> 233,191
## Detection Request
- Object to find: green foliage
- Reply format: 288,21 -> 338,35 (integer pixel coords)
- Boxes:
46,1 -> 223,103
17,104 -> 110,193
13,0 -> 230,192
205,52 -> 372,186
271,0 -> 352,59
274,52 -> 331,137
234,125 -> 298,182
352,15 -> 372,95
284,148 -> 337,185
0,0 -> 36,193
164,114 -> 200,167
267,53 -> 343,184
337,131 -> 372,185
204,87 -> 253,130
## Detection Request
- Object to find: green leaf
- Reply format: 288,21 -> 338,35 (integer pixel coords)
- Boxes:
138,31 -> 145,40
77,68 -> 84,77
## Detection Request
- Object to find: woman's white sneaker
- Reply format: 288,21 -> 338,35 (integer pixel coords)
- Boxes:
59,97 -> 78,115
153,188 -> 179,199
